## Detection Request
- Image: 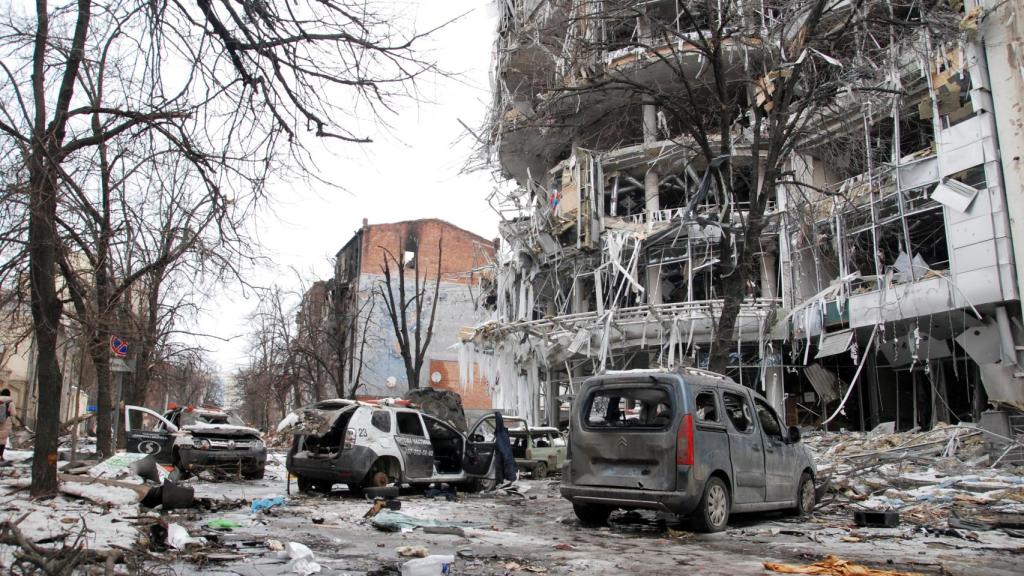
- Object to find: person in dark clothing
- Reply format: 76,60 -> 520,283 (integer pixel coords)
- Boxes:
492,412 -> 519,488
0,388 -> 15,461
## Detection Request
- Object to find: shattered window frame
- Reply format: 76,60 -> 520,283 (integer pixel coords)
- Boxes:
582,384 -> 674,431
722,392 -> 755,435
396,411 -> 425,437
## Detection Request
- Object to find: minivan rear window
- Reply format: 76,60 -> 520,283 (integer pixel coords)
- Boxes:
584,386 -> 672,429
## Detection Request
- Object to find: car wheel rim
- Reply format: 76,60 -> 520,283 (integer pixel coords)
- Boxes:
707,484 -> 727,526
800,480 -> 815,512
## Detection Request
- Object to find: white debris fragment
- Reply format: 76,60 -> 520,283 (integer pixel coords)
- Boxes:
167,523 -> 206,549
282,541 -> 321,575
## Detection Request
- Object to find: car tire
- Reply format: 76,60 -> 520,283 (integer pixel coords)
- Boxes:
573,502 -> 612,526
243,468 -> 266,480
533,461 -> 548,479
691,477 -> 730,533
791,472 -> 815,516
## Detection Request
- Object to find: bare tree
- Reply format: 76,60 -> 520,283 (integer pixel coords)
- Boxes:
0,0 -> 439,496
376,232 -> 443,390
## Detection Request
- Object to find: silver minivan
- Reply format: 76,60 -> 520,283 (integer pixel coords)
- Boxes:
561,368 -> 816,532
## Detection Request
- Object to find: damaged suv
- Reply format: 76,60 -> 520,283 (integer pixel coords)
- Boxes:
283,399 -> 502,493
561,368 -> 816,532
125,404 -> 267,479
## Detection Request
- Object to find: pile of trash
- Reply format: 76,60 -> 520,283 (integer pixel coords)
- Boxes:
805,423 -> 1024,531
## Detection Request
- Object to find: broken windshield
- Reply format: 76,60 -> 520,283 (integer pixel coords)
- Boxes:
181,411 -> 246,427
583,385 -> 673,429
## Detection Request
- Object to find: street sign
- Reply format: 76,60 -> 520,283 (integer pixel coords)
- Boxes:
110,358 -> 134,372
110,335 -> 129,357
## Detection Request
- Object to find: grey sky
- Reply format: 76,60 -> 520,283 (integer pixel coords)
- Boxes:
195,1 -> 500,370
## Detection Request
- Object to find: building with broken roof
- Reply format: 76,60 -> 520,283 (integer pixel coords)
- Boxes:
461,0 -> 1024,433
330,219 -> 496,408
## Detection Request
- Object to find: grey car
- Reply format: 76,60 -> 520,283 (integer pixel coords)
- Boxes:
560,368 -> 816,532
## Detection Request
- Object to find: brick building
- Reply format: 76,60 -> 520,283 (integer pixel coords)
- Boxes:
330,219 -> 496,414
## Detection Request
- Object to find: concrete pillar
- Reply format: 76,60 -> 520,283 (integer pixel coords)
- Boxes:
764,363 -> 785,421
547,377 -> 560,428
643,103 -> 658,145
760,252 -> 778,299
643,101 -> 661,304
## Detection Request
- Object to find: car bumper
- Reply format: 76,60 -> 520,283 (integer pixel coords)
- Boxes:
179,448 -> 267,471
560,484 -> 700,515
286,445 -> 377,485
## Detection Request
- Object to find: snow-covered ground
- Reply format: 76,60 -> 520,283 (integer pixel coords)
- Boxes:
2,449 -> 1023,575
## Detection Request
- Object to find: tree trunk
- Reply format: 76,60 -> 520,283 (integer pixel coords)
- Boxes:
27,165 -> 64,498
90,336 -> 114,457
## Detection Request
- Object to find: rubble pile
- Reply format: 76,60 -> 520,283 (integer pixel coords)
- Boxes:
806,423 -> 1024,530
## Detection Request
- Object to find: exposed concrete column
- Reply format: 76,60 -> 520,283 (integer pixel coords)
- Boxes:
760,252 -> 778,299
547,377 -> 560,428
764,362 -> 785,421
643,101 -> 662,305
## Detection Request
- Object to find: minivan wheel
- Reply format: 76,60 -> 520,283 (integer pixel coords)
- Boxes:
793,473 -> 815,516
692,477 -> 730,533
573,502 -> 612,526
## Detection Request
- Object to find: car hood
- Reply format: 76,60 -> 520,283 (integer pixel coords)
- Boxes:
182,423 -> 261,437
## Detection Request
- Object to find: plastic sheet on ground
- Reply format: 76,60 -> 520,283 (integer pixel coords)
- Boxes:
370,510 -> 475,533
764,555 -> 923,576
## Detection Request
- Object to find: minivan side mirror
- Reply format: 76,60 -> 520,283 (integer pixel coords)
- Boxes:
788,426 -> 802,443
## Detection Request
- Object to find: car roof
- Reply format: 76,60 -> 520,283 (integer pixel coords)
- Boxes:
592,368 -> 760,397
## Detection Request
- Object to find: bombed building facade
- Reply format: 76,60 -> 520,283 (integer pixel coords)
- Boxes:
460,0 -> 1024,433
331,219 -> 497,405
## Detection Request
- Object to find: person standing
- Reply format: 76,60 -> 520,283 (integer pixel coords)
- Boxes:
0,388 -> 14,461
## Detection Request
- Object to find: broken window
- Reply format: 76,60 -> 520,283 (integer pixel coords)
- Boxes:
695,391 -> 718,423
371,410 -> 391,433
396,412 -> 424,436
584,386 -> 673,429
755,399 -> 784,441
723,392 -> 754,433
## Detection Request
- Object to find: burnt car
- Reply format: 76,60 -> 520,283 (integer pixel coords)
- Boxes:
502,418 -> 566,478
282,399 -> 507,493
125,404 -> 267,479
561,368 -> 816,532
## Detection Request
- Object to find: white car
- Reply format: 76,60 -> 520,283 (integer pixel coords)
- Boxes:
283,399 -> 506,493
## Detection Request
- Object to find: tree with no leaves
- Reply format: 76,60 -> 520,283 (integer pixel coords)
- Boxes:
0,0 -> 440,497
376,230 -> 444,391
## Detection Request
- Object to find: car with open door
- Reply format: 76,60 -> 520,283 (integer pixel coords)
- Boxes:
283,399 -> 507,493
125,404 -> 267,479
560,368 -> 816,532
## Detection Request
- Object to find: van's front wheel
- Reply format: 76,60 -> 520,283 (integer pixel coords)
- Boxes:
793,473 -> 816,516
691,477 -> 730,533
573,502 -> 612,526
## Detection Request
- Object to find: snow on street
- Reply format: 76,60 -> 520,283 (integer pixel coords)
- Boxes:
2,451 -> 1023,575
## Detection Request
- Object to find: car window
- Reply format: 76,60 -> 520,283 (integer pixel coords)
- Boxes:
469,417 -> 497,442
695,391 -> 719,423
533,433 -> 551,447
755,399 -> 784,440
371,410 -> 391,433
584,386 -> 672,429
552,435 -> 566,447
396,412 -> 424,436
722,392 -> 754,433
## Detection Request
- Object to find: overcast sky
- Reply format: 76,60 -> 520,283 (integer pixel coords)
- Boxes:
195,1 -> 501,371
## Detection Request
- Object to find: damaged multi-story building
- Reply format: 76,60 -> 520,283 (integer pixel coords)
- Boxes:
460,0 -> 1024,436
330,219 -> 497,414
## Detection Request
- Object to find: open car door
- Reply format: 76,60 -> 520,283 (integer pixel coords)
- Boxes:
462,413 -> 499,477
124,406 -> 178,465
